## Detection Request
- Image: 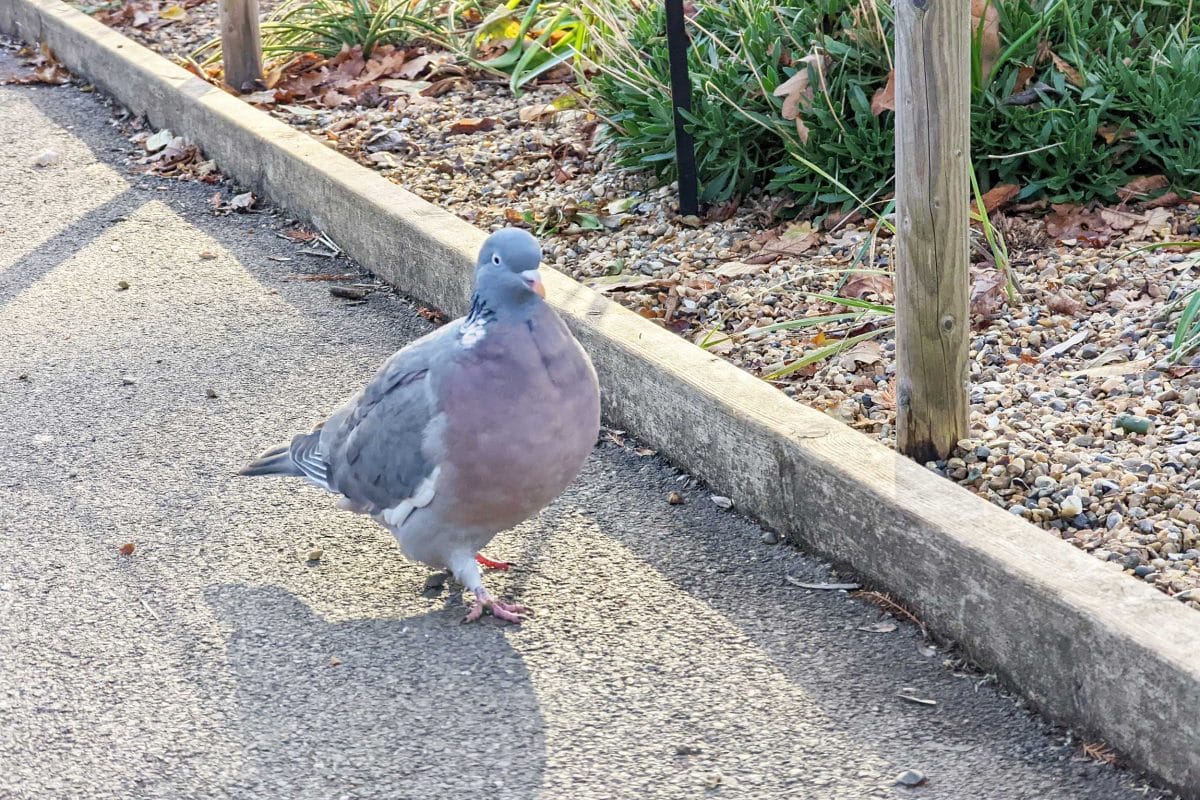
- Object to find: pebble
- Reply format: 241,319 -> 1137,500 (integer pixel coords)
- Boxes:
306,548 -> 323,562
1060,495 -> 1084,518
33,148 -> 59,167
894,769 -> 927,788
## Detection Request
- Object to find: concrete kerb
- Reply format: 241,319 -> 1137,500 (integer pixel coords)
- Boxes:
2,1 -> 1196,794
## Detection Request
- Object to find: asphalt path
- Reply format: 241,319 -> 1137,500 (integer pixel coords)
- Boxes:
0,45 -> 1167,799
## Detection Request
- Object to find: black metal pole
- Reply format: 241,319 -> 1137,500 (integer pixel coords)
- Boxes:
664,0 -> 699,216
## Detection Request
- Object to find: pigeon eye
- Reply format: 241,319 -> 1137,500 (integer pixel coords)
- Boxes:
492,254 -> 501,265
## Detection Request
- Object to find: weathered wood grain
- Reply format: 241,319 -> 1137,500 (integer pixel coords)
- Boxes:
894,0 -> 970,461
218,0 -> 261,93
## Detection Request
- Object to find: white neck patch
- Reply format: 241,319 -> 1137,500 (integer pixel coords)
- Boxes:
460,317 -> 487,349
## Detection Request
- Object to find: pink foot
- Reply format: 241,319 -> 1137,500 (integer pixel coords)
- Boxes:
462,587 -> 529,625
475,552 -> 512,571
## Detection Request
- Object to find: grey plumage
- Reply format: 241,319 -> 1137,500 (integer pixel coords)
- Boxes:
240,228 -> 601,623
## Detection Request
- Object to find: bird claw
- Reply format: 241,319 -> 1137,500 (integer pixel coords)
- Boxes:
462,589 -> 528,625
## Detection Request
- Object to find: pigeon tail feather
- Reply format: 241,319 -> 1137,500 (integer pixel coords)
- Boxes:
238,443 -> 301,477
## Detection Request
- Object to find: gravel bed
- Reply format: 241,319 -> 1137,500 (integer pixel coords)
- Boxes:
69,1 -> 1200,607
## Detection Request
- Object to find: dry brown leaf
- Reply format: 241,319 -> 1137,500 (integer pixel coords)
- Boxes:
713,261 -> 768,279
396,53 -> 442,79
359,47 -> 410,83
1047,290 -> 1083,316
871,70 -> 896,116
229,191 -> 255,211
1097,124 -> 1135,145
241,89 -> 278,105
4,44 -> 70,86
518,103 -> 558,124
971,0 -> 1001,80
1013,65 -> 1036,94
1098,208 -> 1141,231
970,271 -> 1006,322
1045,203 -> 1110,245
773,53 -> 825,144
840,340 -> 883,369
747,222 -> 819,263
702,198 -> 740,224
972,183 -> 1020,215
1050,51 -> 1083,87
1127,207 -> 1172,241
448,117 -> 497,135
282,228 -> 317,243
841,273 -> 893,300
1117,174 -> 1169,202
1142,192 -> 1195,209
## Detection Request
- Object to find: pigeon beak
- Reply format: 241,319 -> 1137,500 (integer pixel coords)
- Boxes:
522,269 -> 546,299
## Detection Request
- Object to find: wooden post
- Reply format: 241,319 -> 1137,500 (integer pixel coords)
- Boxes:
664,0 -> 699,216
894,0 -> 970,463
219,0 -> 263,93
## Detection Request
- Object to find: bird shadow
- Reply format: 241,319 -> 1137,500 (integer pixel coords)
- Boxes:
201,583 -> 547,800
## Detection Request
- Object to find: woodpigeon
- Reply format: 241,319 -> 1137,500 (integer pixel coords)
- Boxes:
240,228 -> 601,623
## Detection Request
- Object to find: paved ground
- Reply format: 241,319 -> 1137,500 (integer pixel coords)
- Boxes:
0,46 -> 1171,800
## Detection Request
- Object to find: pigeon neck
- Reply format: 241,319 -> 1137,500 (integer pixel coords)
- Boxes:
467,287 -> 538,324
465,294 -> 497,326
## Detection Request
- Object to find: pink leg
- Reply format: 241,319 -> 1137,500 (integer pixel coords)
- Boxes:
462,586 -> 529,625
475,552 -> 512,571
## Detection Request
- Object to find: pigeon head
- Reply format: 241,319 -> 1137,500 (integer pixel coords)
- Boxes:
473,228 -> 545,313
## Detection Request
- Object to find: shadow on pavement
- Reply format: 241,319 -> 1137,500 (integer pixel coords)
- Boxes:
203,583 -> 548,799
